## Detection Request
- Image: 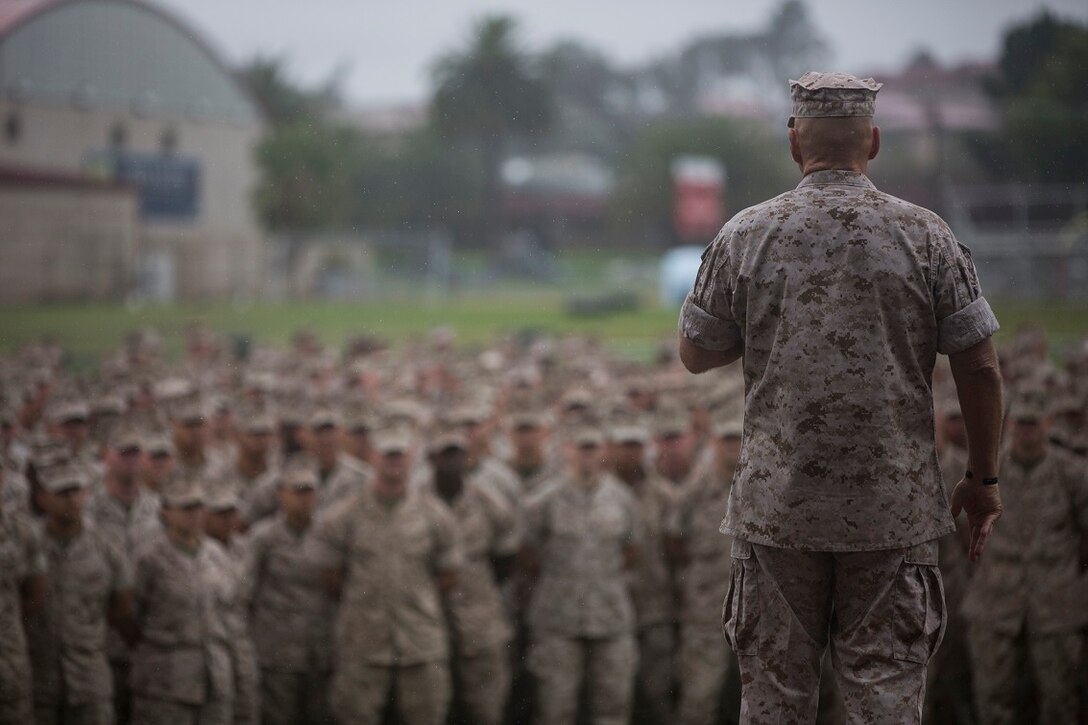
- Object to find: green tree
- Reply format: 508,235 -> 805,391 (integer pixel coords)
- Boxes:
236,54 -> 342,127
610,118 -> 796,243
974,12 -> 1088,182
430,16 -> 553,248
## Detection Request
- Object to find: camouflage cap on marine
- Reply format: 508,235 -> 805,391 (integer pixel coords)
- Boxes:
160,476 -> 205,508
1009,387 -> 1050,422
40,464 -> 90,493
787,71 -> 882,128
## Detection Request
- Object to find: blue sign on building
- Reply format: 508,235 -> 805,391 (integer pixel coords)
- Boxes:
83,151 -> 200,220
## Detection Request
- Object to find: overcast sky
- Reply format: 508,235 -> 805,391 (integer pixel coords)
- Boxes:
156,0 -> 1088,106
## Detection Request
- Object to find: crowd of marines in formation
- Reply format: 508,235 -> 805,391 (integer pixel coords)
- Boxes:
0,323 -> 1085,725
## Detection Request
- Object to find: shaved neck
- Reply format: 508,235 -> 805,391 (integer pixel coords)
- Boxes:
789,117 -> 879,176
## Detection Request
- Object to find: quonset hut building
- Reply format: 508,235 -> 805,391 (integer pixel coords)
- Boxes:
0,0 -> 265,301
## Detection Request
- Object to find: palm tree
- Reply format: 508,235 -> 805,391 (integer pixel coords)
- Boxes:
431,16 -> 552,249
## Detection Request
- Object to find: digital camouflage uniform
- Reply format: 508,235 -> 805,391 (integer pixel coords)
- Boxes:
430,478 -> 519,725
679,72 -> 1000,724
925,441 -> 974,725
962,447 -> 1088,725
0,502 -> 45,725
85,485 -> 161,725
524,474 -> 641,725
247,514 -> 335,725
207,537 -> 260,725
669,462 -> 736,725
621,468 -> 678,724
308,485 -> 461,725
27,523 -> 132,725
131,534 -> 235,725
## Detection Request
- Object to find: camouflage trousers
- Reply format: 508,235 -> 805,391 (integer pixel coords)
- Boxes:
330,661 -> 450,725
529,633 -> 637,725
130,695 -> 233,725
231,644 -> 260,725
725,538 -> 945,725
634,623 -> 675,724
453,646 -> 511,725
260,669 -> 332,725
676,623 -> 736,725
967,624 -> 1083,725
33,699 -> 114,725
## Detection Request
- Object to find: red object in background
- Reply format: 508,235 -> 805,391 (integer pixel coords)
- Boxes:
672,156 -> 726,241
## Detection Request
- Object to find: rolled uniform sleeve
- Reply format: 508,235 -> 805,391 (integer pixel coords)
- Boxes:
931,228 -> 999,354
678,236 -> 742,352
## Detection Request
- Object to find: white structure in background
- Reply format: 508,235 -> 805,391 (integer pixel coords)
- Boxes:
0,0 -> 266,301
659,245 -> 703,307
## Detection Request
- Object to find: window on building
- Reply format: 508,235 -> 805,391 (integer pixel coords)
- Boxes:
160,126 -> 178,154
109,122 -> 127,149
4,112 -> 21,145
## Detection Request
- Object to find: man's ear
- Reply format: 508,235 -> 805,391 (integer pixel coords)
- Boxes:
788,128 -> 803,165
868,126 -> 881,161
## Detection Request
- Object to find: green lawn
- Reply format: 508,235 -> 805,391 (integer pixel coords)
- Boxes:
0,293 -> 1084,371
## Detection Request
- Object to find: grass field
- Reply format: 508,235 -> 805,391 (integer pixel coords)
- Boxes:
1,292 -> 1085,370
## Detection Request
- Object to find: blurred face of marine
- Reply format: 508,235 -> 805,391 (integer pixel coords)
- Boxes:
714,434 -> 742,472
308,425 -> 341,467
656,432 -> 695,475
162,503 -> 204,541
142,450 -> 175,490
944,414 -> 967,449
1011,415 -> 1051,460
569,441 -> 606,479
59,417 -> 90,450
237,429 -> 273,459
278,485 -> 316,528
173,417 -> 208,456
43,486 -> 87,527
510,424 -> 547,459
105,443 -> 142,485
375,450 -> 411,492
610,441 -> 645,479
204,508 -> 238,544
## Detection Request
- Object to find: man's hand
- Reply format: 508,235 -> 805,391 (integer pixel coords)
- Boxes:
949,479 -> 1003,563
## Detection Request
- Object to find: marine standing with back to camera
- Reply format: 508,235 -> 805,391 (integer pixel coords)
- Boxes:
677,72 -> 1006,724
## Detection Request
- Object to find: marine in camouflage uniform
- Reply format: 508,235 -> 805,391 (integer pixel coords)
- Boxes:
668,419 -> 741,725
85,427 -> 161,725
202,488 -> 261,725
131,481 -> 234,725
309,429 -> 461,725
0,463 -> 46,725
679,72 -> 1003,723
962,393 -> 1088,725
608,423 -> 677,724
246,465 -> 335,725
523,428 -> 640,725
27,465 -> 135,725
426,430 -> 519,725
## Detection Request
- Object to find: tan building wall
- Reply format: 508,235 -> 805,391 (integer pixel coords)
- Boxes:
0,180 -> 139,301
0,102 -> 265,299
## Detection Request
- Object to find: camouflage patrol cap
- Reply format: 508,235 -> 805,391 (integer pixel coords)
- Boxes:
41,464 -> 90,493
787,72 -> 882,128
278,462 -> 318,490
609,424 -> 650,445
160,477 -> 205,508
570,427 -> 605,448
712,417 -> 744,439
509,410 -> 551,430
653,410 -> 691,438
239,410 -> 276,435
204,485 -> 240,513
373,428 -> 413,455
144,433 -> 175,457
108,424 -> 144,452
308,408 -> 343,430
50,399 -> 90,424
427,429 -> 468,455
1009,389 -> 1049,422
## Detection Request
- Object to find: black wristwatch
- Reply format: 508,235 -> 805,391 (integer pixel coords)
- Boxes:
965,470 -> 999,486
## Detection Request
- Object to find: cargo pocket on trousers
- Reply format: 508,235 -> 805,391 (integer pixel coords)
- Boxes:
722,539 -> 759,657
892,540 -> 946,664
